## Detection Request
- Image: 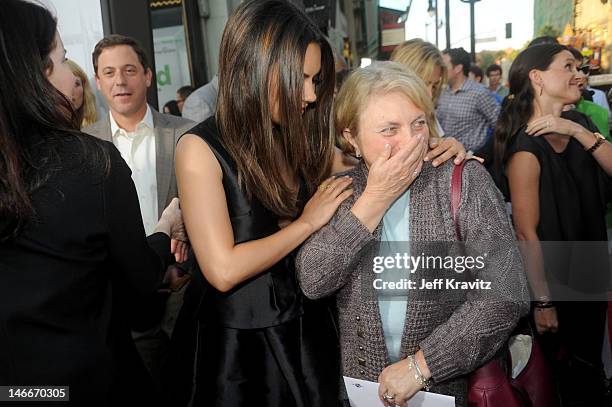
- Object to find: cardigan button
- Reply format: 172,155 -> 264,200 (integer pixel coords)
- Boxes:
359,346 -> 364,351
356,316 -> 361,321
359,369 -> 365,375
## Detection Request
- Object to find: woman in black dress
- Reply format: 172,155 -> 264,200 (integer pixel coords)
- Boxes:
174,1 -> 352,406
0,1 -> 186,405
492,43 -> 612,405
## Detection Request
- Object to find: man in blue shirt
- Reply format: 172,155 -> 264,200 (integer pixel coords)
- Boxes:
437,48 -> 500,151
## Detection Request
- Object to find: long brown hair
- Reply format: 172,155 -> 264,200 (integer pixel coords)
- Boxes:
492,44 -> 567,173
216,0 -> 335,217
0,0 -> 78,241
0,0 -> 86,241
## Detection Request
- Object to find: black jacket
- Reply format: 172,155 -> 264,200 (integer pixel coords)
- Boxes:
0,134 -> 173,405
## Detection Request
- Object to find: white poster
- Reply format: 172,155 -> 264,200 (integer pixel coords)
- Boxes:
343,377 -> 455,407
153,26 -> 191,109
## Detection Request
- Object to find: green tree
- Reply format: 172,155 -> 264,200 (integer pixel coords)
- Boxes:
538,24 -> 560,39
477,50 -> 505,70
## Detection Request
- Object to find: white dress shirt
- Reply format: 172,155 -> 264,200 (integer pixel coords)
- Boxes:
110,106 -> 158,235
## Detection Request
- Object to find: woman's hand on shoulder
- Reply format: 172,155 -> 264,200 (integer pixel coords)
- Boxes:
424,136 -> 468,167
297,175 -> 353,233
525,114 -> 590,138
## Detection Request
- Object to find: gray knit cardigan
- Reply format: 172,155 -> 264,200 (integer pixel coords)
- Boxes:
296,160 -> 530,406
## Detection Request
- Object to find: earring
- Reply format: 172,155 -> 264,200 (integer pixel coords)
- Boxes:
355,151 -> 362,158
539,82 -> 544,97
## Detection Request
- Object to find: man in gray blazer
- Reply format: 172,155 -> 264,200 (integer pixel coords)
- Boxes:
84,108 -> 193,224
83,34 -> 194,390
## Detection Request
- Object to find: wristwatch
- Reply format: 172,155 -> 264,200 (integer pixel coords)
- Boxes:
586,132 -> 606,153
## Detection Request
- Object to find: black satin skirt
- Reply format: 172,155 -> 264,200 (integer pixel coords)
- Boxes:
192,299 -> 341,407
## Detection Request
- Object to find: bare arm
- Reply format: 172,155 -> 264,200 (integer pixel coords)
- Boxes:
506,152 -> 550,299
176,134 -> 352,292
507,152 -> 558,334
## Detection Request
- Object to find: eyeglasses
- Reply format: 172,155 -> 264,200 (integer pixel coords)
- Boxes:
578,65 -> 591,75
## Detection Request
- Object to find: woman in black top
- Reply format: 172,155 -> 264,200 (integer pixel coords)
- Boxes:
0,1 -> 185,405
492,43 -> 612,405
173,1 -> 358,406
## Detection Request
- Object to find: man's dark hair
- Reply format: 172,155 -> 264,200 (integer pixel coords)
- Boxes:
469,65 -> 483,81
92,34 -> 150,75
177,85 -> 194,101
443,48 -> 470,77
486,64 -> 502,77
528,36 -> 559,47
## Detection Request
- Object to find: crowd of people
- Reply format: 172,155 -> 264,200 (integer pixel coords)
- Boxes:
1,0 -> 611,406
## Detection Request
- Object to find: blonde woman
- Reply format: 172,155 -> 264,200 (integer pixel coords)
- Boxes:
66,59 -> 97,128
296,62 -> 528,406
392,39 -> 474,166
391,38 -> 447,103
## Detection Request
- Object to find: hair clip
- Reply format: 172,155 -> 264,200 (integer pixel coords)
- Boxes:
507,94 -> 515,100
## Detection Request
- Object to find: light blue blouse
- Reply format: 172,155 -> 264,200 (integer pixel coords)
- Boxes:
378,189 -> 410,363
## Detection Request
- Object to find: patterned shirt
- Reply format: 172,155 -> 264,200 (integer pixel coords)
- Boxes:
437,79 -> 500,151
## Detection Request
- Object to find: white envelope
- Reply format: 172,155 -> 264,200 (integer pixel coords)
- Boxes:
343,376 -> 455,407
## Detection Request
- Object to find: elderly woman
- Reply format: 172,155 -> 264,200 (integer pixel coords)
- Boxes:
332,39 -> 467,174
296,62 -> 529,407
391,38 -> 472,167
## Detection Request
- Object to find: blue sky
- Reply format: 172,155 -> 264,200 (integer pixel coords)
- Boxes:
379,0 -> 534,52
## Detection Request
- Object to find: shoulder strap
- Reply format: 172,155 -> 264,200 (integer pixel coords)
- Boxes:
450,162 -> 466,241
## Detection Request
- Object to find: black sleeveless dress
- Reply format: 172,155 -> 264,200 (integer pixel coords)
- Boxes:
495,111 -> 611,405
167,117 -> 341,407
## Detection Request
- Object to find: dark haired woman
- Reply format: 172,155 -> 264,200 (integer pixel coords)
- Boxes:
492,43 -> 612,405
0,1 -> 186,405
163,100 -> 182,117
174,1 -> 352,406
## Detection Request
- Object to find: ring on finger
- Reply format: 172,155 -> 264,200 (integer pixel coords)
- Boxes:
383,393 -> 395,401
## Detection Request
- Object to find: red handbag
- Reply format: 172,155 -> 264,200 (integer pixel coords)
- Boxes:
451,162 -> 559,407
510,322 -> 559,407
